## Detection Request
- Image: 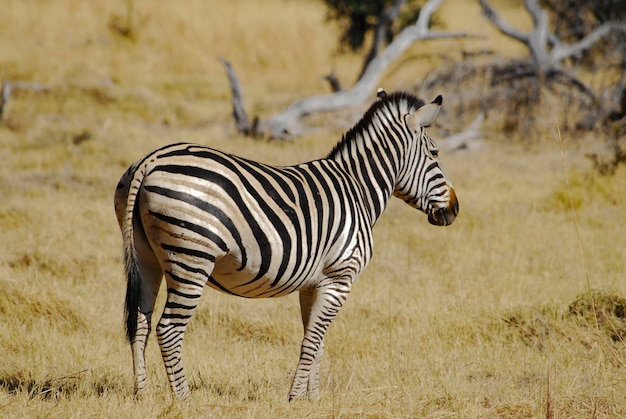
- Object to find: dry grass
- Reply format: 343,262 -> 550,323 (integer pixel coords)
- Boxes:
1,0 -> 626,417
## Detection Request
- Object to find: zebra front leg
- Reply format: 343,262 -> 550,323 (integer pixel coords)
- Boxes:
298,289 -> 325,399
156,272 -> 207,400
290,279 -> 351,401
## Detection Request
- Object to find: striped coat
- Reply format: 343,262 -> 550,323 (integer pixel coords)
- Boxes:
114,91 -> 458,400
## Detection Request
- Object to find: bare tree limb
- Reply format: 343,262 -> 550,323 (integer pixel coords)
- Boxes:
440,112 -> 484,152
478,0 -> 528,44
480,0 -> 626,70
415,0 -> 443,35
322,68 -> 343,93
474,0 -> 626,131
0,80 -> 11,120
478,0 -> 626,107
223,0 -> 474,139
545,68 -> 597,101
524,0 -> 550,65
479,0 -> 551,65
551,21 -> 626,64
358,0 -> 407,80
218,57 -> 254,134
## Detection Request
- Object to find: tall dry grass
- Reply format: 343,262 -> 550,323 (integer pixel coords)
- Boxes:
1,0 -> 626,417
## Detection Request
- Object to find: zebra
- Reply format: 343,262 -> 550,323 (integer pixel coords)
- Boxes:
114,90 -> 459,401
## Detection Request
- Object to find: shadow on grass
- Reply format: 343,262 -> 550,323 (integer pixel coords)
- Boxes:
0,370 -> 126,400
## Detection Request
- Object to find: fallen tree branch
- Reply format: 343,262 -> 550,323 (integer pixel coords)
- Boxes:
550,21 -> 626,64
218,57 -> 255,135
0,80 -> 11,120
545,68 -> 597,101
222,0 -> 474,140
478,0 -> 528,44
440,112 -> 484,152
476,0 -> 626,110
322,68 -> 343,93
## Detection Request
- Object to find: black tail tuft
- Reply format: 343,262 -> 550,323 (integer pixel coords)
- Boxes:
124,252 -> 140,343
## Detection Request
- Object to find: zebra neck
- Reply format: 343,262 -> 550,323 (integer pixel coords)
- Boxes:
329,134 -> 398,227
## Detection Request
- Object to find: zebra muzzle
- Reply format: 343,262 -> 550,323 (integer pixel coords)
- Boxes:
427,189 -> 459,226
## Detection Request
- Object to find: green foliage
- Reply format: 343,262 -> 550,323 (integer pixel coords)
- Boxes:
323,0 -> 389,50
323,0 -> 422,51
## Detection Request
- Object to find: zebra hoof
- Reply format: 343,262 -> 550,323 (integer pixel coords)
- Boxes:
133,386 -> 149,400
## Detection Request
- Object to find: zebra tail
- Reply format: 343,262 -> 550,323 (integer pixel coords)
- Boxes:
123,164 -> 146,344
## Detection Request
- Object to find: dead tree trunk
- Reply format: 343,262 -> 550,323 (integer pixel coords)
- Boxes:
219,57 -> 256,135
478,0 -> 626,101
357,0 -> 407,81
222,0 -> 471,140
0,80 -> 12,121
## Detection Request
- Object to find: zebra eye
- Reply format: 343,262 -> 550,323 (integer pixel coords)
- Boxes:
431,149 -> 439,158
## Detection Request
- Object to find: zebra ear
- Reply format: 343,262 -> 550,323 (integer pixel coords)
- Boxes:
408,95 -> 442,130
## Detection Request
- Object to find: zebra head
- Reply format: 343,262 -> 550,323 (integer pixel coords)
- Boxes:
394,95 -> 459,226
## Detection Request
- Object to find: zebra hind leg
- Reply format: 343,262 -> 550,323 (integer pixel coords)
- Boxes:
290,280 -> 351,401
131,311 -> 151,396
156,264 -> 211,400
129,231 -> 164,398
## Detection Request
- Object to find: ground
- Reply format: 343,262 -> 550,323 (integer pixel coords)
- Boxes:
1,0 -> 625,417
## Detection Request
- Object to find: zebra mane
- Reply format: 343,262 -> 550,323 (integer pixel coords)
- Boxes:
327,91 -> 426,159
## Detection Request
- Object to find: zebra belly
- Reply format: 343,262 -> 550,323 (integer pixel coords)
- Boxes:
141,199 -> 326,298
209,256 -> 322,298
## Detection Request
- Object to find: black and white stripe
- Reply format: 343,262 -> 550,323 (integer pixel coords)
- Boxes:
114,91 -> 458,401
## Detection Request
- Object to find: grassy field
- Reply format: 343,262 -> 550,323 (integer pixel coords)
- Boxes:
1,0 -> 626,417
